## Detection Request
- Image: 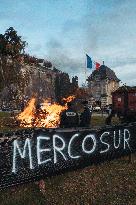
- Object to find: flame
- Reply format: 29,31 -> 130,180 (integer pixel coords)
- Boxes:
62,95 -> 75,103
17,95 -> 75,128
17,98 -> 36,126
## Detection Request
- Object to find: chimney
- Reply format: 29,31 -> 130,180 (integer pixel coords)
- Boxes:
103,61 -> 104,65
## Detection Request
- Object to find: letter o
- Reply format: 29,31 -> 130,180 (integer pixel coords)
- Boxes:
82,134 -> 96,154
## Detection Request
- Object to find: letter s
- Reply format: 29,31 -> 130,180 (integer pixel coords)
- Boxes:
100,132 -> 110,154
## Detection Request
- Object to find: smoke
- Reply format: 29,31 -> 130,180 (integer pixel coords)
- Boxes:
44,0 -> 136,86
45,38 -> 84,74
114,62 -> 136,86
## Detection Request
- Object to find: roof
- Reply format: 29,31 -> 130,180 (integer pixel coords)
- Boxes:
113,85 -> 136,93
88,65 -> 120,82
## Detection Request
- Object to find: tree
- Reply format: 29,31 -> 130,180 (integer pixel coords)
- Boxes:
43,60 -> 52,69
54,74 -> 61,102
0,27 -> 27,84
4,27 -> 27,58
0,27 -> 28,104
71,76 -> 78,93
53,66 -> 60,73
54,72 -> 71,103
24,54 -> 38,65
74,87 -> 90,100
54,72 -> 78,103
0,34 -> 7,55
72,76 -> 78,88
0,34 -> 7,86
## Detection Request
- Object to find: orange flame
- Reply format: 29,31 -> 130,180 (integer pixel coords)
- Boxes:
17,98 -> 36,126
17,95 -> 75,128
62,95 -> 75,103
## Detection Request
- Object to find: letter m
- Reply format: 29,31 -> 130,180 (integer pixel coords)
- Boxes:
12,138 -> 33,173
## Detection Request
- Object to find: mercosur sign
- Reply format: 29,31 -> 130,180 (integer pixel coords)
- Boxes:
0,123 -> 136,189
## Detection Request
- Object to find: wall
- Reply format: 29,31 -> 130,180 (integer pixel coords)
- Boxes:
88,78 -> 119,106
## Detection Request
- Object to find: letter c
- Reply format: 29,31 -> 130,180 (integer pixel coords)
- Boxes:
68,134 -> 80,159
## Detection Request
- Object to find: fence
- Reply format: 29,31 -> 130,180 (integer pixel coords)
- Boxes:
0,123 -> 136,189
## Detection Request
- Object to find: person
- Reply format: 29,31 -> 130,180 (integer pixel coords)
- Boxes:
20,100 -> 25,112
105,104 -> 114,125
60,102 -> 79,128
80,100 -> 92,127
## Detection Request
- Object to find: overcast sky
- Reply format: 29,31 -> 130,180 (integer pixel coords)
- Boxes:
0,0 -> 136,86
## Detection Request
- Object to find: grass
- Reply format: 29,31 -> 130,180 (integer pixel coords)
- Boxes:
0,111 -> 119,132
1,157 -> 136,205
0,112 -> 135,205
91,115 -> 119,127
0,112 -> 11,118
0,112 -> 15,132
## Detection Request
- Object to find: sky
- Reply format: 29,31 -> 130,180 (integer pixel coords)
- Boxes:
0,0 -> 136,86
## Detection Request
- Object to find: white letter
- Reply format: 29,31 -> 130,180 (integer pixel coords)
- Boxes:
12,138 -> 33,173
68,134 -> 80,159
53,134 -> 66,163
114,130 -> 121,149
82,134 -> 96,154
37,136 -> 51,165
124,129 -> 131,150
100,132 -> 110,153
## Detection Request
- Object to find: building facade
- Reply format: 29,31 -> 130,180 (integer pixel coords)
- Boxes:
87,65 -> 120,107
22,65 -> 56,102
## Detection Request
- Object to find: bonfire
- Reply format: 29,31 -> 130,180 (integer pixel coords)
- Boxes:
17,96 -> 75,128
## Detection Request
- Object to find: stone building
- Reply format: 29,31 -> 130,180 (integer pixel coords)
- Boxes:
87,64 -> 120,106
0,52 -> 78,107
22,65 -> 56,102
22,65 -> 77,103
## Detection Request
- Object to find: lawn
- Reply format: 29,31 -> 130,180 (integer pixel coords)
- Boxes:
0,112 -> 135,205
0,111 -> 119,131
91,115 -> 119,127
0,111 -> 11,118
1,157 -> 136,205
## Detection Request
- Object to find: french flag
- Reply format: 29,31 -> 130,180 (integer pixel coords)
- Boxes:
95,62 -> 101,70
86,54 -> 93,69
86,54 -> 101,70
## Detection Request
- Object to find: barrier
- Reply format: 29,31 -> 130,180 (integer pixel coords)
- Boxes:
0,123 -> 136,189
